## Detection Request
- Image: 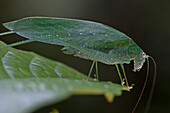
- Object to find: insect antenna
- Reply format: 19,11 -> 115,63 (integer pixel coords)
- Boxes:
132,57 -> 150,113
144,56 -> 157,113
132,56 -> 157,113
0,31 -> 16,36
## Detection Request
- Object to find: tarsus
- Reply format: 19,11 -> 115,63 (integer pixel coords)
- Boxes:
120,64 -> 129,87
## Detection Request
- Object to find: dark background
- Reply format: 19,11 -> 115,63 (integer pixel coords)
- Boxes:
0,0 -> 169,113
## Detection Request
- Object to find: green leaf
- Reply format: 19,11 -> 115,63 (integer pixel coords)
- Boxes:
0,41 -> 86,79
0,41 -> 129,113
0,78 -> 129,113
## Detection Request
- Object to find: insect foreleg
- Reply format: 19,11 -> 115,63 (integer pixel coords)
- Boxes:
115,64 -> 123,84
87,60 -> 96,80
120,64 -> 129,87
0,31 -> 16,36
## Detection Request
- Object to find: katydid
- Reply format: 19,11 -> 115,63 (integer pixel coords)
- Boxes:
0,17 -> 156,113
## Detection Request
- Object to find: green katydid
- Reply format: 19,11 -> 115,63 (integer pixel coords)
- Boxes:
0,17 -> 156,113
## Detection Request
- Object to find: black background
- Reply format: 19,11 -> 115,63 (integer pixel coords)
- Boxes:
0,0 -> 169,113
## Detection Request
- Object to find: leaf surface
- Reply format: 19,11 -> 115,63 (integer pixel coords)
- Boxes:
0,41 -> 129,113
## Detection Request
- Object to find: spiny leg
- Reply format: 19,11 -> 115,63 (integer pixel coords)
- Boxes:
95,61 -> 99,80
87,60 -> 96,80
0,31 -> 16,36
115,64 -> 123,84
120,64 -> 129,87
0,39 -> 37,50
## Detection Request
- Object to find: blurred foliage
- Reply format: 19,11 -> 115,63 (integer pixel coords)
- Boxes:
0,41 -> 128,113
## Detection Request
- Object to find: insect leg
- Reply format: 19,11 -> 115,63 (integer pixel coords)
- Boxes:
120,64 -> 129,87
0,31 -> 16,36
95,61 -> 99,80
87,60 -> 96,80
115,64 -> 123,84
0,39 -> 38,50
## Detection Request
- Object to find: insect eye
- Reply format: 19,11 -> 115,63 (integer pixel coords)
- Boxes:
142,52 -> 146,58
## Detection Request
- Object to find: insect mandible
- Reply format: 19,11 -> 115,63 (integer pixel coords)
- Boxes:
0,17 -> 156,113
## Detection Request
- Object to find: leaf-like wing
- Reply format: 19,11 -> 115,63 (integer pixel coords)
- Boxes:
3,17 -> 143,66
